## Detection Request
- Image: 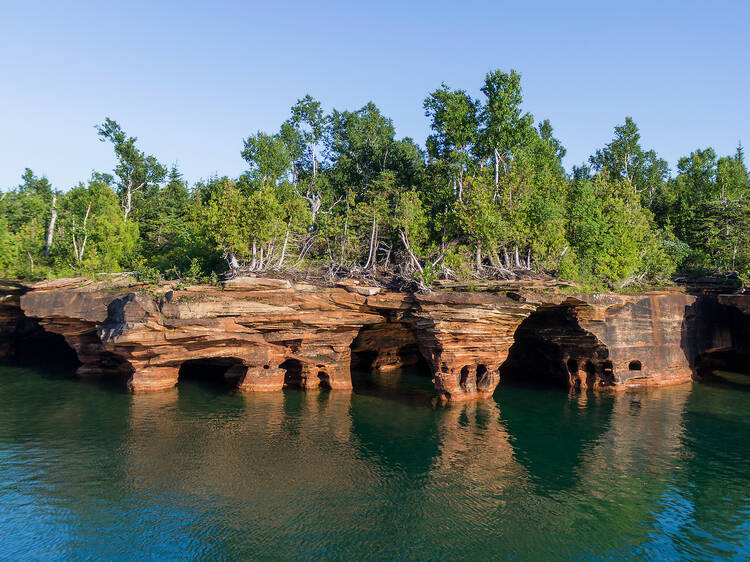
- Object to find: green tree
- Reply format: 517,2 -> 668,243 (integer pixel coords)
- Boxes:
477,69 -> 535,203
589,117 -> 669,209
241,132 -> 291,186
566,173 -> 672,284
424,84 -> 479,200
96,118 -> 166,222
53,177 -> 139,273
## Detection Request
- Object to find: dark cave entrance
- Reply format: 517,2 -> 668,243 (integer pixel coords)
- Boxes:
499,304 -> 610,390
280,358 -> 304,388
459,364 -> 490,393
350,324 -> 431,376
178,357 -> 245,389
350,349 -> 379,372
689,295 -> 750,387
11,319 -> 81,370
397,343 -> 431,374
349,323 -> 434,403
317,370 -> 331,389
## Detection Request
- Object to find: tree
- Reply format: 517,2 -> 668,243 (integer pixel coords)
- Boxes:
137,165 -> 193,272
285,95 -> 329,227
566,173 -> 672,284
424,84 -> 479,200
96,118 -> 166,222
288,94 -> 327,181
589,117 -> 668,209
327,102 -> 396,197
55,177 -> 139,273
477,69 -> 535,202
241,132 -> 291,186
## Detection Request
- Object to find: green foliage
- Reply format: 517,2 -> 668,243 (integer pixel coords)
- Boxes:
566,174 -> 673,284
589,117 -> 669,209
0,71 -> 746,290
95,118 -> 166,221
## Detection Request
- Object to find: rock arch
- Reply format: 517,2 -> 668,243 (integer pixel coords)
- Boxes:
350,322 -> 428,374
499,303 -> 613,389
177,357 -> 248,388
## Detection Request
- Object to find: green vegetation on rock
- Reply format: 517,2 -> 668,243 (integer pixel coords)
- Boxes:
1,70 -> 747,287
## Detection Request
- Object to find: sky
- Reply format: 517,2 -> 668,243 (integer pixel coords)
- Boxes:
1,0 -> 748,190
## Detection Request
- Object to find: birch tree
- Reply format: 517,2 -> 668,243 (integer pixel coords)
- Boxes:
96,118 -> 166,222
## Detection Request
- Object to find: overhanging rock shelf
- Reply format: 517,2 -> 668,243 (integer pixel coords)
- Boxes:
8,276 -> 748,401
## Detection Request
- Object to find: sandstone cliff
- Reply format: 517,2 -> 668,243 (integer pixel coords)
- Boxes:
8,277 -> 749,400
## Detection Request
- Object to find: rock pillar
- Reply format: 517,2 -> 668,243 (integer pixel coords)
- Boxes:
127,365 -> 180,392
236,364 -> 286,392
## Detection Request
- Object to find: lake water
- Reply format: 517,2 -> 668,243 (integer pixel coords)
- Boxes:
0,364 -> 748,560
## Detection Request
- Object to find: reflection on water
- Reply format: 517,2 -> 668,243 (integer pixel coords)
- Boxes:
0,365 -> 749,559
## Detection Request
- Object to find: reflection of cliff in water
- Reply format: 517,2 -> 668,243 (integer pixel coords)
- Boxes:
4,363 -> 750,558
496,383 -> 615,492
349,391 -> 441,475
350,367 -> 437,407
429,400 -> 518,488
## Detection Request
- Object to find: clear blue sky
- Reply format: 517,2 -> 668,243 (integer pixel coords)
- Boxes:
1,0 -> 747,190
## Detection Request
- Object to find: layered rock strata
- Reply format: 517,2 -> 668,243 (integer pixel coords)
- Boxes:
19,277 -> 536,401
501,293 -> 710,389
11,277 -> 750,399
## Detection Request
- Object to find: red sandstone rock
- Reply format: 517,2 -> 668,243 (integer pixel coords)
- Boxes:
501,293 -> 704,390
13,276 -> 749,400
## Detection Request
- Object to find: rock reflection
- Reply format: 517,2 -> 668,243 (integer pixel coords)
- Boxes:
3,364 -> 750,559
124,387 -> 360,493
582,385 -> 691,474
497,384 -> 616,492
430,401 -> 517,486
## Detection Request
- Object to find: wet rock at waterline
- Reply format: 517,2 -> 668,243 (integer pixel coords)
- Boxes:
4,277 -> 748,400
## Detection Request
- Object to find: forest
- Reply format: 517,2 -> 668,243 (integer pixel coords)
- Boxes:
1,69 -> 748,289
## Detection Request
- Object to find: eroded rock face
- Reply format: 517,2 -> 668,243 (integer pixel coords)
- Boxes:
501,293 -> 702,390
18,278 -> 538,401
0,280 -> 26,358
14,277 -> 749,399
688,293 -> 750,380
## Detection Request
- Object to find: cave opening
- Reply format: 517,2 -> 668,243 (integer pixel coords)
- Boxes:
350,324 -> 431,377
317,371 -> 331,389
628,360 -> 642,371
11,320 -> 81,370
686,294 -> 750,386
350,350 -> 378,372
500,305 -> 609,390
396,343 -> 431,374
567,359 -> 579,374
459,366 -> 471,390
475,364 -> 492,392
584,361 -> 597,387
349,324 -> 434,402
178,357 -> 245,389
280,358 -> 304,388
601,361 -> 615,385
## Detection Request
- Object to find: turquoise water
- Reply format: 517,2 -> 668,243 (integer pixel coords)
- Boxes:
0,365 -> 749,560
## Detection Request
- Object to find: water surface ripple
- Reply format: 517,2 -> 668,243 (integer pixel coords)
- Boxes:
0,365 -> 748,560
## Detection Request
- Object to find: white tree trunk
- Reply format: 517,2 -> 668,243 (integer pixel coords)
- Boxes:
278,229 -> 290,268
45,195 -> 57,256
494,148 -> 500,199
124,182 -> 132,222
